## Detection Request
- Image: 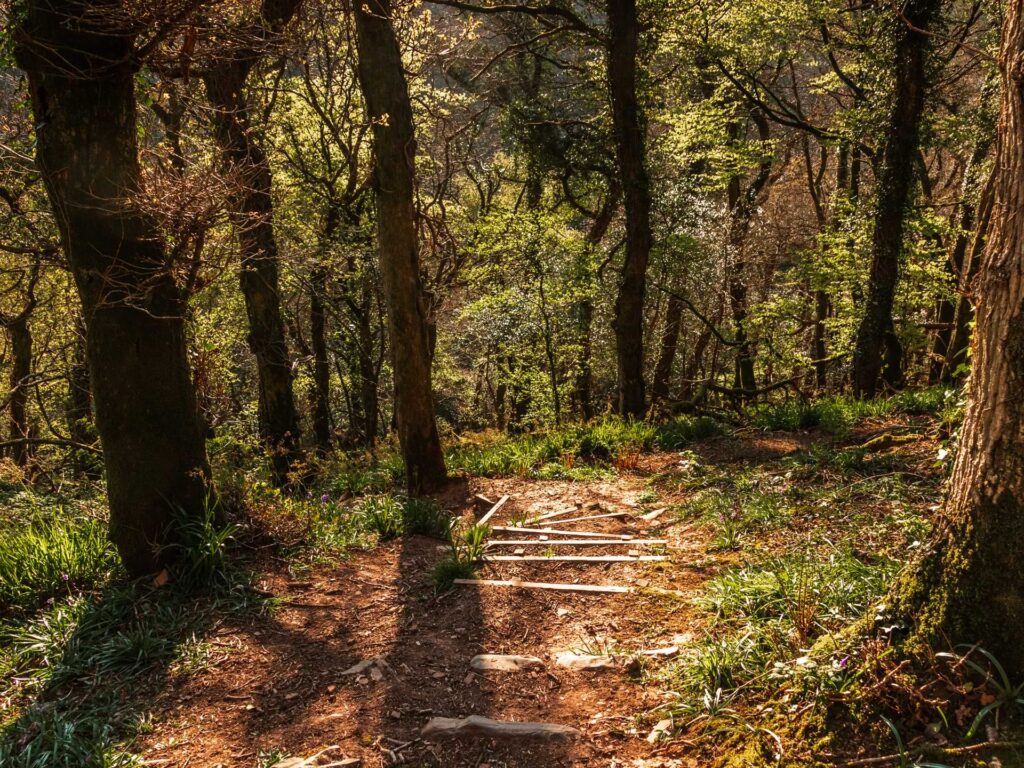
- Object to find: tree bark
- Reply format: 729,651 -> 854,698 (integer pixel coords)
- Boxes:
202,1 -> 303,487
353,0 -> 446,493
889,4 -> 1024,676
607,0 -> 652,419
851,0 -> 940,397
16,0 -> 215,576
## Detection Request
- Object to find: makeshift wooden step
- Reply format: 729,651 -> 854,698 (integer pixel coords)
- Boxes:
485,538 -> 667,547
491,525 -> 633,540
454,578 -> 685,597
422,715 -> 579,741
478,494 -> 510,526
539,511 -> 627,526
454,578 -> 632,594
640,507 -> 668,522
481,554 -> 667,563
525,504 -> 581,525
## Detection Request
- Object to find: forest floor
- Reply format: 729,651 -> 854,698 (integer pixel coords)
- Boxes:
128,416 -> 954,768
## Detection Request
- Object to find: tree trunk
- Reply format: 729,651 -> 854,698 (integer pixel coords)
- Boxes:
651,292 -> 683,404
944,172 -> 995,381
851,0 -> 940,397
726,113 -> 772,397
203,34 -> 302,487
890,5 -> 1024,676
357,268 -> 380,448
8,316 -> 32,467
929,135 -> 993,383
16,1 -> 214,576
607,0 -> 652,419
310,265 -> 333,453
573,187 -> 619,421
353,0 -> 446,493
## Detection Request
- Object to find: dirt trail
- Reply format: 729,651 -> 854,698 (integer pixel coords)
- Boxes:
138,466 -> 716,768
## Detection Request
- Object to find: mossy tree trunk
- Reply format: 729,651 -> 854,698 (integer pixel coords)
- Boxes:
16,0 -> 215,577
353,0 -> 447,493
892,3 -> 1024,677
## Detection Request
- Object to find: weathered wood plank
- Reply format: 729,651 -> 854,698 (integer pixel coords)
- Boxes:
491,526 -> 633,540
454,578 -> 633,594
481,555 -> 667,562
485,538 -> 667,547
478,494 -> 510,526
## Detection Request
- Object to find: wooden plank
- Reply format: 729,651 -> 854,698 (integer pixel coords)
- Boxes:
486,538 -> 667,547
491,525 -> 633,540
481,561 -> 667,565
422,715 -> 579,741
478,494 -> 510,526
539,511 -> 628,526
525,504 -> 580,525
454,578 -> 632,594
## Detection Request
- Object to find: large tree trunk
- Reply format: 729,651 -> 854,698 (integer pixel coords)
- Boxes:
203,4 -> 302,486
607,0 -> 652,419
889,3 -> 1024,677
851,0 -> 940,397
8,316 -> 33,467
16,0 -> 214,576
353,0 -> 446,494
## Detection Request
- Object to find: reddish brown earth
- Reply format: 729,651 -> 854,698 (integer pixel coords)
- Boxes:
137,469 -> 715,768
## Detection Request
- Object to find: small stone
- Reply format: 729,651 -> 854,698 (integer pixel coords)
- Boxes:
389,710 -> 401,719
471,654 -> 545,672
464,672 -> 475,684
284,692 -> 299,701
327,684 -> 337,694
555,652 -> 618,671
647,718 -> 673,744
556,607 -> 570,618
432,670 -> 446,679
370,666 -> 383,682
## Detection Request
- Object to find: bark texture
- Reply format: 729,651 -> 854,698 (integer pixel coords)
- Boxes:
607,0 -> 652,418
353,0 -> 446,493
851,0 -> 941,397
891,4 -> 1024,677
16,0 -> 214,576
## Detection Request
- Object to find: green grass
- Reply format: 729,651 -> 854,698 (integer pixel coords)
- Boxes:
751,386 -> 963,438
446,415 -> 723,479
0,515 -> 119,615
661,549 -> 895,703
0,501 -> 263,768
